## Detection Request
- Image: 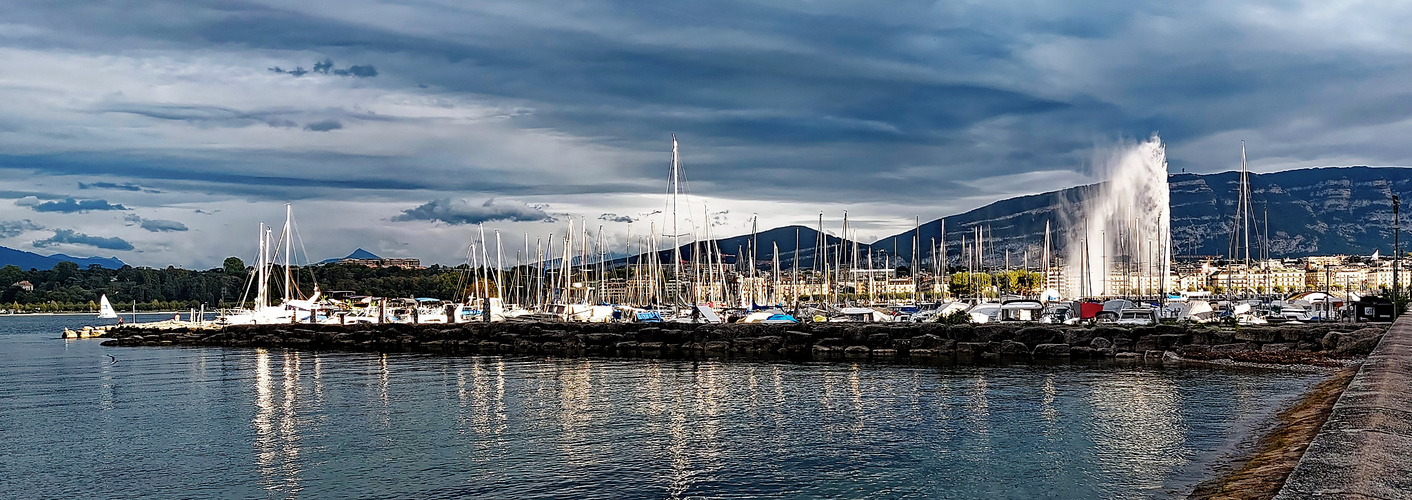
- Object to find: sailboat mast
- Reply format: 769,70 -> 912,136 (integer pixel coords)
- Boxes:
940,219 -> 946,300
1043,220 -> 1051,295
1242,140 -> 1251,267
670,135 -> 681,306
257,222 -> 267,308
495,230 -> 505,301
792,227 -> 801,305
283,203 -> 292,303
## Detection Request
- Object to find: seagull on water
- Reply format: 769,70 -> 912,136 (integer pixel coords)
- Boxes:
107,354 -> 117,364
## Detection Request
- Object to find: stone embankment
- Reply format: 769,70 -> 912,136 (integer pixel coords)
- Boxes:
1274,314 -> 1412,498
100,321 -> 1387,363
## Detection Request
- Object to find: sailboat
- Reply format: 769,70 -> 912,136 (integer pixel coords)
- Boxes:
97,294 -> 118,319
218,204 -> 321,325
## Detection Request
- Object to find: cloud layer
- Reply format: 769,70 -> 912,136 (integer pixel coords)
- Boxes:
0,0 -> 1407,267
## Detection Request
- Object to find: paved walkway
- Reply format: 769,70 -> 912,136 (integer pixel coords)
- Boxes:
1275,318 -> 1412,499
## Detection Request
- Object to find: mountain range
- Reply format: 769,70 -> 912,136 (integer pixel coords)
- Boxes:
673,166 -> 1412,269
0,246 -> 125,270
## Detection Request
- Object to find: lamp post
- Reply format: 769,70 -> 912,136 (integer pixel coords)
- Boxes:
1395,194 -> 1401,318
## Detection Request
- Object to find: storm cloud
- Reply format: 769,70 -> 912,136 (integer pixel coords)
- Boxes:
394,199 -> 556,225
33,229 -> 134,251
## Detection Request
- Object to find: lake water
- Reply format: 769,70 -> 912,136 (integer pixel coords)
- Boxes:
0,314 -> 1324,499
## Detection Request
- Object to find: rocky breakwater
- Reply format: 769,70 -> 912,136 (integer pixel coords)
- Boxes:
99,321 -> 1387,364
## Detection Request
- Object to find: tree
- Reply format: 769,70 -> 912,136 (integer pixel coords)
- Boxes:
949,272 -> 992,297
52,261 -> 80,283
223,257 -> 247,275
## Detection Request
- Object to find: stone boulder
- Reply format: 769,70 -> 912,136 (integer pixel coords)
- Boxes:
956,342 -> 992,356
1322,327 -> 1384,355
999,340 -> 1030,355
1064,329 -> 1096,347
1032,343 -> 1071,358
1015,327 -> 1062,347
1090,337 -> 1113,349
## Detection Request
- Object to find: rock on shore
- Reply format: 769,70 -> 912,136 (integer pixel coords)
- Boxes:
98,321 -> 1387,365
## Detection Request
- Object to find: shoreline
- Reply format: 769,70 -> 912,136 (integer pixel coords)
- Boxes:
1187,363 -> 1360,499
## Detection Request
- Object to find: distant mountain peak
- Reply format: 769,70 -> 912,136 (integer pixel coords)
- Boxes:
345,248 -> 380,260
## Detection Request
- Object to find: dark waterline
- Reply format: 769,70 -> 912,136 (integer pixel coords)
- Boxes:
0,315 -> 1323,499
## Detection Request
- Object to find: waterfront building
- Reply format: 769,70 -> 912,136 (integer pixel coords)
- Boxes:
341,257 -> 423,269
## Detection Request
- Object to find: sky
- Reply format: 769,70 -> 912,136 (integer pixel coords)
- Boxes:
1,0 -> 1409,268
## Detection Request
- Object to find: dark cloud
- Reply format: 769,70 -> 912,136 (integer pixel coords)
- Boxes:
0,219 -> 44,238
599,213 -> 635,223
78,181 -> 159,193
79,182 -> 140,191
271,59 -> 377,78
0,152 -> 651,201
304,119 -> 343,132
335,65 -> 378,78
27,197 -> 127,213
124,214 -> 188,232
33,229 -> 134,251
393,198 -> 556,225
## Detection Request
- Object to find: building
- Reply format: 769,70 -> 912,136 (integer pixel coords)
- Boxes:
340,258 -> 423,269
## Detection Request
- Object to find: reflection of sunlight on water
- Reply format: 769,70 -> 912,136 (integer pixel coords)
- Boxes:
313,355 -> 323,406
1042,375 -> 1058,427
695,363 -> 722,467
377,354 -> 390,431
968,375 -> 992,454
850,364 -> 864,434
253,350 -> 275,490
495,359 -> 507,433
99,357 -> 114,412
557,359 -> 594,472
1090,373 -> 1186,489
251,349 -> 306,496
279,351 -> 303,495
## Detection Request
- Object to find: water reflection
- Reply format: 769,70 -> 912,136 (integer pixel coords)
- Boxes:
252,349 -> 305,496
1090,373 -> 1186,489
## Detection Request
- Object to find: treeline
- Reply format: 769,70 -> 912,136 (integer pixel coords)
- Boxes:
0,258 -> 481,312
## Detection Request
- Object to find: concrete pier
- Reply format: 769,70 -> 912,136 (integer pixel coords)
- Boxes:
1275,315 -> 1412,499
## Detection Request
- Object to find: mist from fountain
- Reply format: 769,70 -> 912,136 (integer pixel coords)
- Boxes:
1065,134 -> 1170,298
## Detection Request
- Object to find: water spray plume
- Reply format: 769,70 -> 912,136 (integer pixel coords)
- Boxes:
1065,134 -> 1170,298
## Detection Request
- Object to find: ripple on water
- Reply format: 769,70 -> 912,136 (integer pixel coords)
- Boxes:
0,316 -> 1324,499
